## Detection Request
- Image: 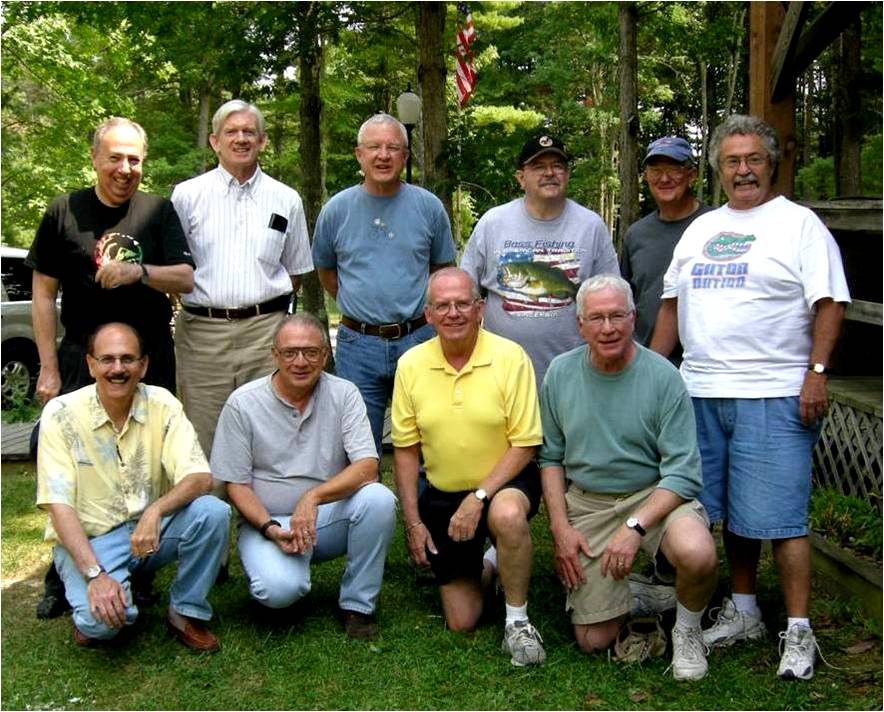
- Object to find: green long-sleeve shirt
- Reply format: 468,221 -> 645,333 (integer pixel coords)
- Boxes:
538,343 -> 702,500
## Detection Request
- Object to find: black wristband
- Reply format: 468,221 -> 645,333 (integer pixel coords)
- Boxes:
259,519 -> 281,539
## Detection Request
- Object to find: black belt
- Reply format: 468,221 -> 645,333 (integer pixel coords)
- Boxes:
339,314 -> 427,340
182,293 -> 291,320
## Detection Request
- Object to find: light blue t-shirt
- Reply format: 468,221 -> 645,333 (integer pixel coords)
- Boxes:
312,183 -> 455,324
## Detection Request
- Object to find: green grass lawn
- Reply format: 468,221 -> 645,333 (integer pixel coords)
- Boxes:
2,460 -> 881,710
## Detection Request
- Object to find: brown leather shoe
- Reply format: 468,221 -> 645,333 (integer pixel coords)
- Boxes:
72,623 -> 96,647
165,609 -> 220,652
341,610 -> 378,640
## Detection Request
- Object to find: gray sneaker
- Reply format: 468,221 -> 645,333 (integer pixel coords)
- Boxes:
502,620 -> 546,667
702,596 -> 766,648
777,626 -> 817,680
629,574 -> 677,616
671,626 -> 709,681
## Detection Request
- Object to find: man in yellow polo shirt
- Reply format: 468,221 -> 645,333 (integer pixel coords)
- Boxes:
392,267 -> 545,667
36,322 -> 230,651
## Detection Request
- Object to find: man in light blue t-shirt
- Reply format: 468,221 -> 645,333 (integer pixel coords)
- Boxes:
312,113 -> 456,454
539,274 -> 717,681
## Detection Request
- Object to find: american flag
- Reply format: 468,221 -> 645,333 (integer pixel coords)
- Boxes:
454,3 -> 477,107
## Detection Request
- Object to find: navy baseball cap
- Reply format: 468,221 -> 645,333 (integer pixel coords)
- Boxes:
518,135 -> 569,167
643,136 -> 694,165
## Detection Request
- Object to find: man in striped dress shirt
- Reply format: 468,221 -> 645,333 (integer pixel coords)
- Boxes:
171,100 -> 314,460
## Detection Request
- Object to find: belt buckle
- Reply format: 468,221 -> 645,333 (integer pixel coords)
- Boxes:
378,322 -> 403,340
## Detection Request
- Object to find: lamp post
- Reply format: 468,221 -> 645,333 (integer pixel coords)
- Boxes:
396,84 -> 421,183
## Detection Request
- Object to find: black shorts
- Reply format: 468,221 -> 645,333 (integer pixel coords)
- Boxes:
418,461 -> 541,586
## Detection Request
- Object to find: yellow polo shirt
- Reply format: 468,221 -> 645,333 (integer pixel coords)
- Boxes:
392,329 -> 541,492
36,384 -> 209,541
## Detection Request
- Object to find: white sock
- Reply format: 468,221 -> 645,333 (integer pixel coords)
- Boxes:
505,602 -> 528,626
787,617 -> 811,631
675,601 -> 704,631
483,545 -> 498,571
732,593 -> 759,615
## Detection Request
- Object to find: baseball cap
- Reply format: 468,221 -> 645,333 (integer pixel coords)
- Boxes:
518,135 -> 569,167
643,136 -> 694,165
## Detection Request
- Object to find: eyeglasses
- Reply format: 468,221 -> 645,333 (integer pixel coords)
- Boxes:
428,300 -> 479,315
645,165 -> 690,181
275,347 -> 325,364
523,161 -> 568,175
720,154 -> 768,171
90,355 -> 143,368
582,311 -> 633,327
361,143 -> 405,154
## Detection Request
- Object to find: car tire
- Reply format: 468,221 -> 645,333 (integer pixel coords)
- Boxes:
1,341 -> 38,408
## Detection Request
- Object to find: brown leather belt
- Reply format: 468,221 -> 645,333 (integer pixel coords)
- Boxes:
182,293 -> 291,320
339,314 -> 427,340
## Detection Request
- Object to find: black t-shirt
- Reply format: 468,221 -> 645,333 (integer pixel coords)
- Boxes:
26,188 -> 194,344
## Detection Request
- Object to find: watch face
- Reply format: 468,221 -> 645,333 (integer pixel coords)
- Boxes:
627,517 -> 638,527
85,565 -> 103,580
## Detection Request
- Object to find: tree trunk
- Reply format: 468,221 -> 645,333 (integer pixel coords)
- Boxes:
617,2 -> 639,245
833,19 -> 862,197
197,87 -> 211,173
698,60 -> 708,204
296,1 -> 332,361
416,2 -> 451,218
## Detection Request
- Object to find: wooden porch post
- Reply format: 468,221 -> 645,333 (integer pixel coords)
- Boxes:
749,1 -> 796,198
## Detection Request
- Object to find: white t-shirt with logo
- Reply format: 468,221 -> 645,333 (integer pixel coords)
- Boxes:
662,195 -> 850,398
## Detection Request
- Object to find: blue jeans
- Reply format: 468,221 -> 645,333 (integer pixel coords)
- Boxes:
334,322 -> 435,454
237,483 -> 397,613
692,396 -> 820,539
54,495 -> 230,640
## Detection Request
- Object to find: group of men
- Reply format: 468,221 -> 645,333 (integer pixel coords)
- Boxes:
29,102 -> 848,684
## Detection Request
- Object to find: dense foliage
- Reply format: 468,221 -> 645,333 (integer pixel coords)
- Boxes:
2,1 -> 881,249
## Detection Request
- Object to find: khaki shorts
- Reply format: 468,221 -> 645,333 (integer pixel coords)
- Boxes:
564,484 -> 709,625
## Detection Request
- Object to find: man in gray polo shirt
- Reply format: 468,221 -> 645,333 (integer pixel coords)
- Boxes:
210,313 -> 396,639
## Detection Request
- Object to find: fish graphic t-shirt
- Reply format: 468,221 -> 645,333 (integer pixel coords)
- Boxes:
461,197 -> 618,387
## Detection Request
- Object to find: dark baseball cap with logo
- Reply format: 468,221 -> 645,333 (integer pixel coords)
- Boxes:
643,136 -> 694,165
518,135 -> 570,168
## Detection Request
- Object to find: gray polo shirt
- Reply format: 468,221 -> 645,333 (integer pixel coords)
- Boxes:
211,372 -> 378,514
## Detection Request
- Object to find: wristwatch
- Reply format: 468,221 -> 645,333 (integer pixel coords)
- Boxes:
84,564 -> 106,582
139,264 -> 150,285
808,362 -> 828,375
626,517 -> 646,536
473,488 -> 488,504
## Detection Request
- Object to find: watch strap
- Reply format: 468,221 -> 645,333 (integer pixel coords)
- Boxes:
259,519 -> 282,539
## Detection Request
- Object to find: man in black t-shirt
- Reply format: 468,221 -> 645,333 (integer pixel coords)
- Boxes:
26,117 -> 196,619
27,117 -> 195,398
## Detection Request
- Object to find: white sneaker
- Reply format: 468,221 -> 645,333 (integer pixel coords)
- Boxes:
502,620 -> 546,667
702,596 -> 766,648
777,626 -> 817,680
671,625 -> 709,681
629,574 -> 677,616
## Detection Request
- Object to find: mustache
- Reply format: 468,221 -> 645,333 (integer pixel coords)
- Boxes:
733,176 -> 758,186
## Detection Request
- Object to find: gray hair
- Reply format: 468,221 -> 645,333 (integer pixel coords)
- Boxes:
357,113 -> 409,147
708,114 -> 781,172
576,274 -> 635,318
92,117 -> 148,156
273,313 -> 330,350
425,267 -> 481,304
212,100 -> 265,137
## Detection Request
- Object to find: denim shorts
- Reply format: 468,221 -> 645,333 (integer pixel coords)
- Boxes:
692,396 -> 820,539
418,462 -> 541,586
